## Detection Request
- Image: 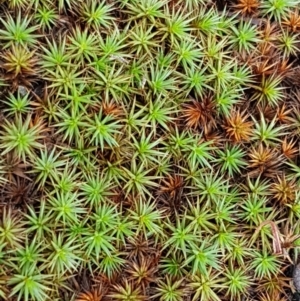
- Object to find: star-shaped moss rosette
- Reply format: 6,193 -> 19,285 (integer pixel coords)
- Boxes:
1,0 -> 300,300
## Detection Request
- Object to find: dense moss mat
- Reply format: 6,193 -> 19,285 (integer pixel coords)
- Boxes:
1,0 -> 300,300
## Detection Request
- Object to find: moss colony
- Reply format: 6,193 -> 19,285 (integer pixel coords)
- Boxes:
1,0 -> 300,300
